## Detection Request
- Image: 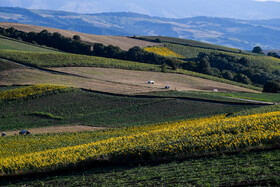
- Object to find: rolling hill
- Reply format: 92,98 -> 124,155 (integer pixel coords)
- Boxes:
0,19 -> 280,186
0,7 -> 280,49
0,22 -> 160,51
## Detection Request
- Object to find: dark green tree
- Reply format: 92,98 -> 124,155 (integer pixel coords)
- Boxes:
238,57 -> 251,67
197,58 -> 212,74
263,80 -> 280,93
267,52 -> 279,58
252,46 -> 264,54
73,35 -> 81,41
235,74 -> 251,84
222,70 -> 234,80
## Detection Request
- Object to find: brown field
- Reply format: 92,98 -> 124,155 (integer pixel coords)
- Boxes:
0,63 -> 259,94
3,125 -> 106,136
0,22 -> 160,50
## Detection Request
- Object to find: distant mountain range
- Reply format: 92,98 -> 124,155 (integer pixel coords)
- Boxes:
0,7 -> 280,50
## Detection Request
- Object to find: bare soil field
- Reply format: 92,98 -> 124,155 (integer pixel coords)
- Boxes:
0,64 -> 259,94
0,22 -> 160,50
50,67 -> 260,93
3,125 -> 106,136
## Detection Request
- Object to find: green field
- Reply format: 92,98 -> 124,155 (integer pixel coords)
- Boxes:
5,150 -> 279,186
139,36 -> 250,54
0,88 -> 259,131
1,109 -> 280,186
166,43 -> 280,72
210,92 -> 280,103
0,50 -> 161,71
143,90 -> 257,103
1,32 -> 280,186
147,90 -> 280,103
0,36 -> 58,52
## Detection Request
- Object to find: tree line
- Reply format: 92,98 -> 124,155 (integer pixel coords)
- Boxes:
252,46 -> 280,58
180,52 -> 280,87
0,27 -> 178,69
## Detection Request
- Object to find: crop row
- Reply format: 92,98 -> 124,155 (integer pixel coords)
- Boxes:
0,85 -> 68,101
1,111 -> 280,175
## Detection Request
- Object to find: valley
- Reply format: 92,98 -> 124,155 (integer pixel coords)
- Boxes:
0,21 -> 279,186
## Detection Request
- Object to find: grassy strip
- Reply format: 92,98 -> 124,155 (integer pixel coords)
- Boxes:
142,90 -> 256,103
147,90 -> 280,103
0,35 -> 59,52
232,105 -> 280,117
208,92 -> 280,103
7,149 -> 280,186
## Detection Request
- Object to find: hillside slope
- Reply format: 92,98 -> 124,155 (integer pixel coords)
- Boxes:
0,57 -> 258,94
0,7 -> 280,49
0,35 -> 58,52
0,22 -> 160,51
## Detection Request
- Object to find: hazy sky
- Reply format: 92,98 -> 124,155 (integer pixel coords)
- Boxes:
1,0 -> 280,19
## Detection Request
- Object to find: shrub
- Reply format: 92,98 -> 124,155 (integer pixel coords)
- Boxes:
263,80 -> 280,93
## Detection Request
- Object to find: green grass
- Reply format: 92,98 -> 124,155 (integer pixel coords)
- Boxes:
165,42 -> 227,59
142,90 -> 256,103
210,92 -> 280,103
0,36 -> 58,52
0,88 -> 259,131
4,149 -> 280,186
232,105 -> 280,117
150,90 -> 280,103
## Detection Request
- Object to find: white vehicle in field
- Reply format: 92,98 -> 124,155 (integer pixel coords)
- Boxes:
148,80 -> 155,84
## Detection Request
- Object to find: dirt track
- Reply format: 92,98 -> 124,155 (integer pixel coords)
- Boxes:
0,22 -> 160,50
3,125 -> 106,136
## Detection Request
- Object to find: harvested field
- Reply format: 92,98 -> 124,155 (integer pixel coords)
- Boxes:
50,67 -> 259,93
3,125 -> 106,136
0,22 -> 160,50
0,65 -> 259,94
0,68 -> 160,94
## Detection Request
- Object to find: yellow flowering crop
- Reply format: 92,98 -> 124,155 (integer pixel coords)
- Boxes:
144,46 -> 184,58
0,85 -> 68,101
1,112 -> 280,176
